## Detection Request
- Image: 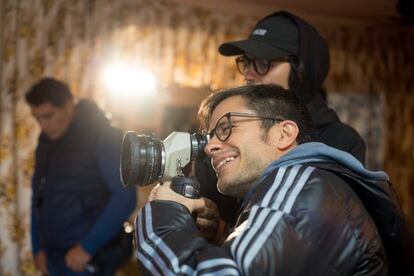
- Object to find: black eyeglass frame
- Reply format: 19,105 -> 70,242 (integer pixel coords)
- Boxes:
207,112 -> 283,142
236,55 -> 291,76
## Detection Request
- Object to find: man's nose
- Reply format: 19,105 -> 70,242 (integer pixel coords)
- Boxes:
204,137 -> 224,157
38,120 -> 49,132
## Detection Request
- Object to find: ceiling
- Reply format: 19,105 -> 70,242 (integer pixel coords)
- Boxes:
167,0 -> 403,25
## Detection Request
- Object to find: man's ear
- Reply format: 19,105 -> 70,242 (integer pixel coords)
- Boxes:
273,120 -> 299,150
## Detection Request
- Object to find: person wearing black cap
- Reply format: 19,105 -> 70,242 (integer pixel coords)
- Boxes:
218,11 -> 366,162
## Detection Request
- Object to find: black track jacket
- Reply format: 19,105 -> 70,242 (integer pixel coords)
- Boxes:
136,143 -> 413,275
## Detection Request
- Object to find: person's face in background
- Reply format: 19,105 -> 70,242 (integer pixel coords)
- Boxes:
237,55 -> 291,88
30,101 -> 74,140
204,95 -> 281,198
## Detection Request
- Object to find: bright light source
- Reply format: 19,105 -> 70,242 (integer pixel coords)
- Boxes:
103,64 -> 156,96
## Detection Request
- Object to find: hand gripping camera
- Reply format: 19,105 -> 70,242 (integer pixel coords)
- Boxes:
120,131 -> 208,199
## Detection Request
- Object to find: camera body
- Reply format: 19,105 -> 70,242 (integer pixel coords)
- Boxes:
163,132 -> 195,181
120,131 -> 207,187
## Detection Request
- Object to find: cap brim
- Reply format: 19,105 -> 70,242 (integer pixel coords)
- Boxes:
218,39 -> 291,60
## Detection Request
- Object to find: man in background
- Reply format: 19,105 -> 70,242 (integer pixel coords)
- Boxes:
26,77 -> 136,276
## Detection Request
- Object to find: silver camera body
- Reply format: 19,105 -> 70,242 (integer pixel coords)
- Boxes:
120,131 -> 207,187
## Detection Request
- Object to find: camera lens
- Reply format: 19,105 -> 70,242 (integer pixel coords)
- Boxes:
120,132 -> 164,187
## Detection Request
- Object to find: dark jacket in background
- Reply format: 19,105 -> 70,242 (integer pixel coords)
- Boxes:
31,100 -> 136,273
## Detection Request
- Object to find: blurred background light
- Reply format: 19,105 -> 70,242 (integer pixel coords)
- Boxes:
103,63 -> 156,97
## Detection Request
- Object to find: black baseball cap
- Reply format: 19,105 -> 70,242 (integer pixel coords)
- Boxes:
219,12 -> 299,60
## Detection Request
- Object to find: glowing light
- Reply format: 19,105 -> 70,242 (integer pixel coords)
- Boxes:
103,64 -> 156,96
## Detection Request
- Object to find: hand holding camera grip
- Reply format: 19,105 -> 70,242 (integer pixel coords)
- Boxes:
170,176 -> 201,199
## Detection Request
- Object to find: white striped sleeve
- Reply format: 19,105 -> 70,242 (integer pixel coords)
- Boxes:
135,201 -> 241,275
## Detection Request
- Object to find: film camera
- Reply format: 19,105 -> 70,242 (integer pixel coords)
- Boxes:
120,131 -> 208,199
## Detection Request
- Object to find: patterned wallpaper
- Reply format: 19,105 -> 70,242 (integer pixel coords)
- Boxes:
1,0 -> 413,274
328,92 -> 385,170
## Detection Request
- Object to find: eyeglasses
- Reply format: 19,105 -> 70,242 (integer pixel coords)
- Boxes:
235,55 -> 288,76
207,112 -> 283,142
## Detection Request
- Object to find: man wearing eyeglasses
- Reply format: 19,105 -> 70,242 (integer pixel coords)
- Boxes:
135,84 -> 413,275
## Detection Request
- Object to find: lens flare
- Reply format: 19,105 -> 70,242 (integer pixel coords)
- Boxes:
103,64 -> 156,96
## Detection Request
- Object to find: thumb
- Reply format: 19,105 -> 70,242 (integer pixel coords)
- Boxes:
191,198 -> 207,212
148,184 -> 161,202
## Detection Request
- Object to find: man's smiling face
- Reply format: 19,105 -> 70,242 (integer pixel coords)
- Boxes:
204,95 -> 280,198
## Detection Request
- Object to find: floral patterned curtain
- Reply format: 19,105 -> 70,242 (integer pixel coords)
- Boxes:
322,25 -> 414,224
1,0 -> 413,274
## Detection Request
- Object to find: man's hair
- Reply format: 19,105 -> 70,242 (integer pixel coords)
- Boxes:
25,77 -> 73,107
198,84 -> 314,144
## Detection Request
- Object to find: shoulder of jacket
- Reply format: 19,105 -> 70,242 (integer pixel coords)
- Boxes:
269,164 -> 318,183
267,164 -> 345,198
255,165 -> 318,209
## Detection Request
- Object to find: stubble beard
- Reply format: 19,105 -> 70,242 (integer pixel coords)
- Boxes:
217,160 -> 264,198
